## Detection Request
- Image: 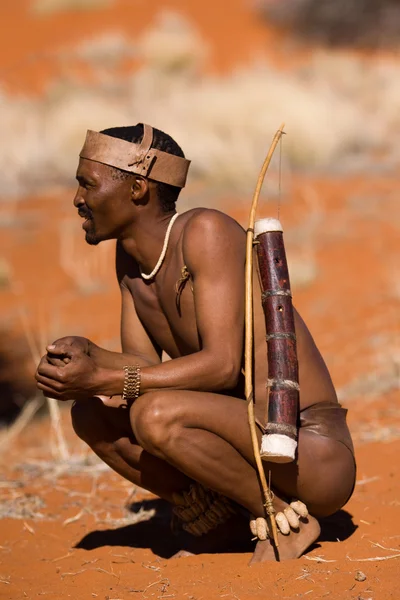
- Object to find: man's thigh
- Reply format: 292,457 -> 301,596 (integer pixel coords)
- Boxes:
131,390 -> 299,495
131,389 -> 353,510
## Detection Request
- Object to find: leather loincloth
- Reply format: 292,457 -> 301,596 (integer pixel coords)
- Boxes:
256,400 -> 354,458
299,400 -> 354,457
258,400 -> 356,507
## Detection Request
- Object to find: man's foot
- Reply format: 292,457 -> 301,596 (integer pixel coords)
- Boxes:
249,514 -> 321,564
171,514 -> 253,558
170,549 -> 195,558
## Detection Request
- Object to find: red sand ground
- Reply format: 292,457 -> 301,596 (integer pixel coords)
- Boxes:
0,1 -> 399,599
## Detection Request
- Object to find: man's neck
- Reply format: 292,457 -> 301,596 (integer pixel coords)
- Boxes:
120,211 -> 177,274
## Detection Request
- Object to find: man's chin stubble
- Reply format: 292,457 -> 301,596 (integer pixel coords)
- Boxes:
85,233 -> 101,246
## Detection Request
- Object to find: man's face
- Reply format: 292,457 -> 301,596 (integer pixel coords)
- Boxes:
73,158 -> 132,245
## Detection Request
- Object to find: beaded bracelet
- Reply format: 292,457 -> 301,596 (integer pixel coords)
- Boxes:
122,365 -> 141,402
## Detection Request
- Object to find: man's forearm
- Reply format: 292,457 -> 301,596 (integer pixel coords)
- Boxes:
94,349 -> 239,397
88,341 -> 159,370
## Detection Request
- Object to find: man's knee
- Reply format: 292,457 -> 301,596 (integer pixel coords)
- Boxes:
71,398 -> 108,446
131,391 -> 181,454
71,400 -> 93,443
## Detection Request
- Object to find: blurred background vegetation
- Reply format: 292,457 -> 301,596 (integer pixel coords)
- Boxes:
0,0 -> 398,434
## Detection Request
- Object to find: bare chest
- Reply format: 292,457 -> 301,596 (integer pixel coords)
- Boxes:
127,253 -> 199,358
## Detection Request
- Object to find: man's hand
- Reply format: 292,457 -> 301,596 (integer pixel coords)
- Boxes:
35,345 -> 101,401
45,337 -> 91,368
49,336 -> 91,356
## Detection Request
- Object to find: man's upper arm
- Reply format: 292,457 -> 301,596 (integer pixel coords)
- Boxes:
183,210 -> 246,376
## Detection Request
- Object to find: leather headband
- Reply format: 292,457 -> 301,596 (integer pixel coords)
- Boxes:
79,124 -> 190,188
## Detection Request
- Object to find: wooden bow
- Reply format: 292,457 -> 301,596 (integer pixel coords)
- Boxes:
245,123 -> 285,549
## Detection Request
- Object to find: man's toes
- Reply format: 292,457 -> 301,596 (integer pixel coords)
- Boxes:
275,512 -> 290,535
284,506 -> 300,529
290,500 -> 308,518
250,516 -> 268,540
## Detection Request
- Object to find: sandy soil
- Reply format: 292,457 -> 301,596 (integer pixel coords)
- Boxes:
1,1 -> 399,598
0,391 -> 399,600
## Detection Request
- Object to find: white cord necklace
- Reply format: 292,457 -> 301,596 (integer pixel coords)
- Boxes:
140,213 -> 180,280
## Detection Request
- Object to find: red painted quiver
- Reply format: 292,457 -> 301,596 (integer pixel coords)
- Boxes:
254,218 -> 299,463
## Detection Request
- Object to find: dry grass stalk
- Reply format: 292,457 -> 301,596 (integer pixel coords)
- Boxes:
370,541 -> 399,552
347,553 -> 400,562
304,555 -> 337,563
37,304 -> 70,461
0,395 -> 44,451
62,508 -> 85,526
95,567 -> 119,579
61,569 -> 88,578
23,521 -> 35,535
51,552 -> 74,562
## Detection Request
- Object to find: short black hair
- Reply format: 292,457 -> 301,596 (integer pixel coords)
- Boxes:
100,124 -> 185,213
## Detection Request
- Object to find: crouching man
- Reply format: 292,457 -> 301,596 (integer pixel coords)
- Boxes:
36,123 -> 356,562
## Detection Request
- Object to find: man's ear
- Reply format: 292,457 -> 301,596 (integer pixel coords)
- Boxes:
131,176 -> 149,204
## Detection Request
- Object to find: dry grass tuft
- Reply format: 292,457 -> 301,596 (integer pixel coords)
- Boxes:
2,13 -> 400,199
0,493 -> 46,520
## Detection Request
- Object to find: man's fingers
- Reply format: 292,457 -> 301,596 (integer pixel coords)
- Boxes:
36,381 -> 62,399
249,516 -> 269,540
46,343 -> 75,357
36,374 -> 63,391
47,355 -> 69,367
36,362 -> 66,382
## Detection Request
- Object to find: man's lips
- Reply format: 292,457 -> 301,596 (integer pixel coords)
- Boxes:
78,210 -> 92,219
82,218 -> 92,230
78,211 -> 93,230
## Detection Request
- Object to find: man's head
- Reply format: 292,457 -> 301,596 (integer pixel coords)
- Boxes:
100,124 -> 186,213
74,124 -> 187,245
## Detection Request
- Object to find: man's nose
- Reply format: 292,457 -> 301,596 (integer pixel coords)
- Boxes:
73,186 -> 85,208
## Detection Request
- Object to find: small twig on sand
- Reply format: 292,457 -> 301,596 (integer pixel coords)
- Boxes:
62,509 -> 85,527
304,556 -> 337,563
347,553 -> 400,562
61,569 -> 88,578
51,552 -> 73,563
23,521 -> 35,535
370,541 -> 400,552
95,567 -> 119,579
355,476 -> 380,486
142,578 -> 170,598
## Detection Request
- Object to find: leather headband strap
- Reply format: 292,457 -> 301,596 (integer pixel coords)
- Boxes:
79,125 -> 190,188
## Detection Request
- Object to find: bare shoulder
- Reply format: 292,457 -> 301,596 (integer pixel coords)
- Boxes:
181,208 -> 245,264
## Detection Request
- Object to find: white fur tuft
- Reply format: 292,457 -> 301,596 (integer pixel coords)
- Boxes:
260,434 -> 297,463
254,218 -> 283,238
